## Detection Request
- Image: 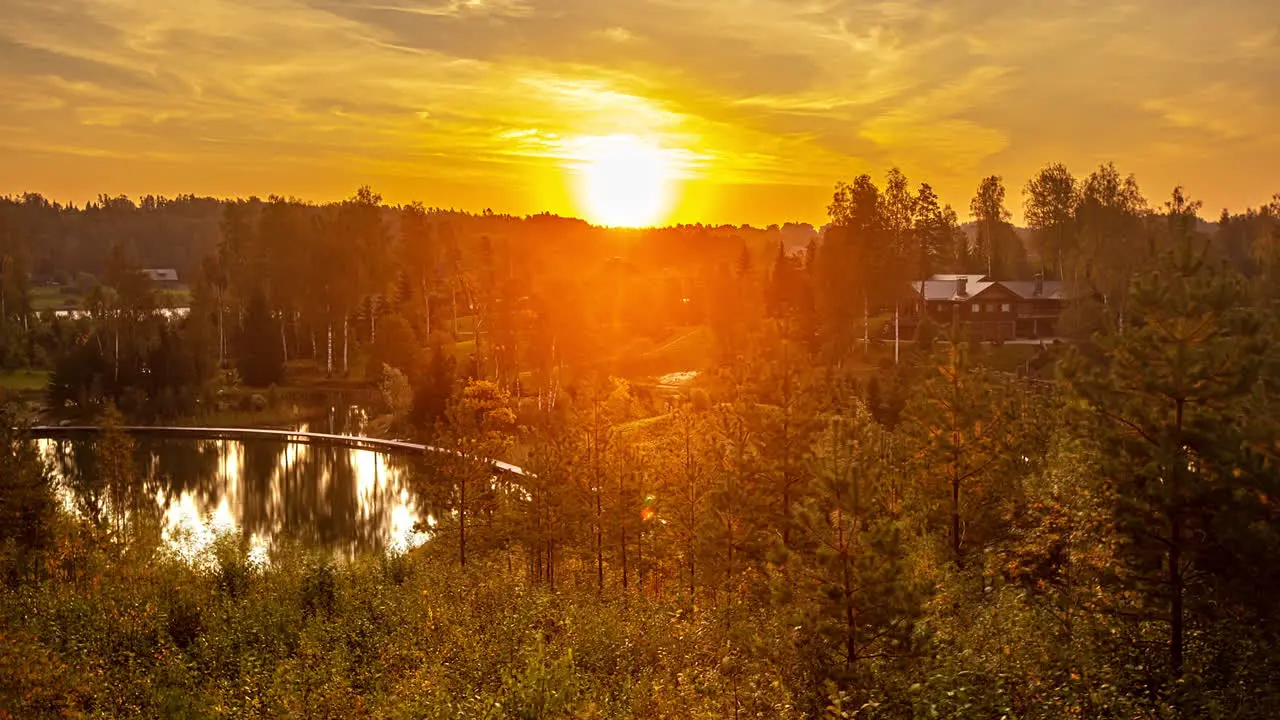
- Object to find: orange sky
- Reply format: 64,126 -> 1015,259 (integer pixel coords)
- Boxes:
1,0 -> 1277,226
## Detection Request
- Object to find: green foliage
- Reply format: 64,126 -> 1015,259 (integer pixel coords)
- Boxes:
779,395 -> 925,701
378,363 -> 413,418
904,343 -> 1019,567
0,537 -> 809,719
1062,195 -> 1280,696
369,313 -> 421,377
236,288 -> 285,387
0,406 -> 56,583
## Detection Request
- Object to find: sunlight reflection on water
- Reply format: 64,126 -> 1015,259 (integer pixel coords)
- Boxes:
38,434 -> 434,562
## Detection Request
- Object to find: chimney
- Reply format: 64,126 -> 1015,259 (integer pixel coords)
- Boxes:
1033,273 -> 1043,298
955,276 -> 968,298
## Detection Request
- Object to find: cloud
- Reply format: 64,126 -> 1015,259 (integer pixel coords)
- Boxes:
0,0 -> 1278,224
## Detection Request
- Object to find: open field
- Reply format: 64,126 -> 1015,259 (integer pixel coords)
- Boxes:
28,284 -> 192,312
0,370 -> 49,392
29,285 -> 81,311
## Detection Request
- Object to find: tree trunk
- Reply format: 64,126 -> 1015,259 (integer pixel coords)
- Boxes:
952,472 -> 962,568
726,417 -> 740,628
1170,398 -> 1185,678
951,352 -> 963,568
459,474 -> 467,567
422,278 -> 431,335
217,288 -> 225,368
863,293 -> 869,354
326,322 -> 333,376
637,517 -> 644,596
782,485 -> 791,547
686,425 -> 697,601
844,531 -> 857,670
894,302 -> 900,365
592,401 -> 604,597
342,315 -> 349,376
621,525 -> 629,593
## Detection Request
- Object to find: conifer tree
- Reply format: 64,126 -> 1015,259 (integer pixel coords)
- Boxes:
0,406 -> 55,582
905,337 -> 1016,567
710,362 -> 764,620
442,380 -> 516,567
237,288 -> 285,387
777,389 -> 922,693
521,404 -> 582,590
663,399 -> 714,602
754,335 -> 819,549
1063,188 -> 1270,681
97,401 -> 139,535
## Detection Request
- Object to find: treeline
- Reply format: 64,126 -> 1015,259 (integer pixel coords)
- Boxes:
6,163 -> 1280,414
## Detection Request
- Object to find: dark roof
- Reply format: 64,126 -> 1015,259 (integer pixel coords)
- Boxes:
912,277 -> 1077,302
141,268 -> 179,282
1000,280 -> 1066,300
913,280 -> 995,301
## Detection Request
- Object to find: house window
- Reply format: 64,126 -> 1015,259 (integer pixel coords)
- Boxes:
970,304 -> 979,313
986,303 -> 996,313
1001,303 -> 1011,312
934,302 -> 944,312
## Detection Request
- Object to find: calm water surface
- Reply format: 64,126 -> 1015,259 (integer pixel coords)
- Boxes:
38,418 -> 444,562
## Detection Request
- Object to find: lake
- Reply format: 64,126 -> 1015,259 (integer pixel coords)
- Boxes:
37,428 -> 444,563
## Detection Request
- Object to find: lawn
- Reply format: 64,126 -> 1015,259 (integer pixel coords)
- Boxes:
0,370 -> 50,392
155,286 -> 193,308
28,284 -> 192,312
626,326 -> 713,377
29,285 -> 82,311
976,343 -> 1044,373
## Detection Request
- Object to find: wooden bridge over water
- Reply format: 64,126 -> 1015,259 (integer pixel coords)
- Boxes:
28,425 -> 528,476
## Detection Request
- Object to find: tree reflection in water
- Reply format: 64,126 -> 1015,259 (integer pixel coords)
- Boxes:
39,436 -> 437,560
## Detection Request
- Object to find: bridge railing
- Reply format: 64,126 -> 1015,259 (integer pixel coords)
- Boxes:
28,425 -> 528,477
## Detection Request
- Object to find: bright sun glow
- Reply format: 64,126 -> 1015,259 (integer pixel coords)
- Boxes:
571,134 -> 679,227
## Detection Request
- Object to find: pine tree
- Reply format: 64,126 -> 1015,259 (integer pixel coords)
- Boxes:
663,399 -> 714,602
0,406 -> 55,582
1063,187 -> 1270,681
820,176 -> 890,360
237,288 -> 285,387
766,242 -> 800,320
905,337 -> 1017,567
778,390 -> 923,693
97,401 -> 139,535
521,399 -> 585,591
709,362 -> 765,621
911,183 -> 947,281
754,337 -> 819,549
442,380 -> 516,567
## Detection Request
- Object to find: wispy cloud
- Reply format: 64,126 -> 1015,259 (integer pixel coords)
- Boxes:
1,0 -> 1277,223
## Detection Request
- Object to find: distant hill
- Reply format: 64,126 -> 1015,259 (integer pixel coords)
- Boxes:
961,219 -> 1221,265
1,194 -> 827,281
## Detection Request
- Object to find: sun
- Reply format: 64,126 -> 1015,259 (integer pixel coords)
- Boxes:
571,134 -> 678,228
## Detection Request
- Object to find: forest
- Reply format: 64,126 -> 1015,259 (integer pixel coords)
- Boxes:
2,162 -> 1280,718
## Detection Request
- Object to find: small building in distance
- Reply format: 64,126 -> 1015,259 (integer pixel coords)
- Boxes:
141,268 -> 180,285
908,273 -> 1082,341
